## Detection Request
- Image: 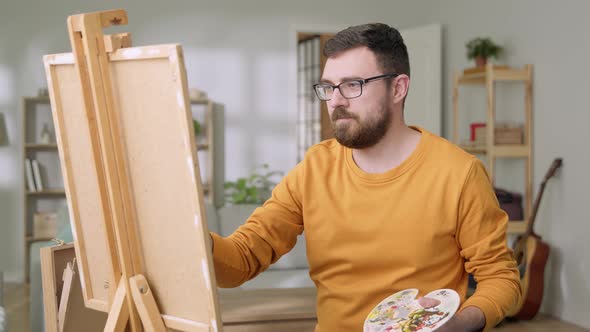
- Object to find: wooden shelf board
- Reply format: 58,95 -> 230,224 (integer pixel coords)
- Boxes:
462,65 -> 509,75
26,236 -> 54,243
197,143 -> 209,150
25,143 -> 59,150
493,68 -> 529,81
507,221 -> 527,234
190,98 -> 211,105
458,75 -> 486,85
458,66 -> 529,85
459,144 -> 529,157
27,190 -> 66,196
460,144 -> 487,154
492,145 -> 529,157
24,96 -> 50,103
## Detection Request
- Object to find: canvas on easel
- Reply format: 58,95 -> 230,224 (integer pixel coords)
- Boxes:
43,9 -> 222,331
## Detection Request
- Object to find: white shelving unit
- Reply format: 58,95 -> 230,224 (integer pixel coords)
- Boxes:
22,95 -> 66,282
189,95 -> 225,208
453,64 -> 533,235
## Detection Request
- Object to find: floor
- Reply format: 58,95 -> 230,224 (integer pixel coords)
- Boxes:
3,283 -> 30,332
2,282 -> 589,332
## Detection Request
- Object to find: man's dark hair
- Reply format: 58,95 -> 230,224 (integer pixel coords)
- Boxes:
324,23 -> 410,78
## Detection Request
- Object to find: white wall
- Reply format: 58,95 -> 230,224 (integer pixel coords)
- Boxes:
1,0 -> 589,328
0,0 -> 429,283
419,1 -> 590,328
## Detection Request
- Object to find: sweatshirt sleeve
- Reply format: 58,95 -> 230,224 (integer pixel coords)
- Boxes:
210,162 -> 305,288
456,158 -> 522,331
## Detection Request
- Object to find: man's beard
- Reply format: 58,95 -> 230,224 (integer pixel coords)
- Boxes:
331,104 -> 391,149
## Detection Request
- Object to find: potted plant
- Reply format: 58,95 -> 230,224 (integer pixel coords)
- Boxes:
219,164 -> 283,232
224,163 -> 283,205
466,37 -> 503,67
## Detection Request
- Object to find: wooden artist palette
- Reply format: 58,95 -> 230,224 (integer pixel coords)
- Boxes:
364,288 -> 460,332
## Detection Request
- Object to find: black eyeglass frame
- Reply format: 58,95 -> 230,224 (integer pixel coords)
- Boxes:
312,73 -> 399,101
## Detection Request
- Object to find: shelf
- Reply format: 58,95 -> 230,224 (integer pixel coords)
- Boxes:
189,95 -> 221,207
22,95 -> 65,284
26,235 -> 55,243
27,190 -> 66,196
457,72 -> 487,85
493,68 -> 530,82
190,98 -> 211,105
507,221 -> 527,234
459,144 -> 529,157
25,143 -> 59,150
457,65 -> 531,85
453,64 -> 533,243
492,145 -> 529,157
460,144 -> 487,154
24,96 -> 50,103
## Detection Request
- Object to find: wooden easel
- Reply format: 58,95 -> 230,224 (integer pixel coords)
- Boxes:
43,9 -> 222,331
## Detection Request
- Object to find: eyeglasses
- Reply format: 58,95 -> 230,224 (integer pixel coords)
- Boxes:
313,73 -> 399,101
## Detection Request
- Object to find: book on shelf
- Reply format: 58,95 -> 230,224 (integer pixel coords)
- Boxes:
32,159 -> 44,191
25,158 -> 37,192
33,211 -> 58,239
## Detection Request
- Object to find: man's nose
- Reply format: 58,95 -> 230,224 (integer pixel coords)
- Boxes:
327,88 -> 349,109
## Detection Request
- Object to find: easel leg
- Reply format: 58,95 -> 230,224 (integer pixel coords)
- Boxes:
105,280 -> 130,332
129,275 -> 166,332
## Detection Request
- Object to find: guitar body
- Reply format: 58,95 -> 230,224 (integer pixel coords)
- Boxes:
513,234 -> 550,320
508,158 -> 562,320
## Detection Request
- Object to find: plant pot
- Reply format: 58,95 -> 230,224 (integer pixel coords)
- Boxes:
475,56 -> 487,67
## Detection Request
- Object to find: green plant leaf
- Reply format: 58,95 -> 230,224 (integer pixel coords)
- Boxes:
223,164 -> 284,205
465,37 -> 503,60
233,191 -> 246,203
193,119 -> 202,136
236,178 -> 247,190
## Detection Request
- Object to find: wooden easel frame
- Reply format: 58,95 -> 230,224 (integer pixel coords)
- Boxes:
67,10 -> 145,331
43,9 -> 222,331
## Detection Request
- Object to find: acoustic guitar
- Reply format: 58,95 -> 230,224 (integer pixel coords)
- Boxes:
509,158 -> 563,320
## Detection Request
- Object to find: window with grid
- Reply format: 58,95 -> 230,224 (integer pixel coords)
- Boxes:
296,33 -> 334,161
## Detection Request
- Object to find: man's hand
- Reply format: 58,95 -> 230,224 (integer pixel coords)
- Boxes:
435,306 -> 485,332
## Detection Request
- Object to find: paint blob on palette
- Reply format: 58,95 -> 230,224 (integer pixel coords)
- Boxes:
364,288 -> 460,332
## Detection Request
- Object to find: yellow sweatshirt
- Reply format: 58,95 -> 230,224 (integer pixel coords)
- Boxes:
211,127 -> 521,331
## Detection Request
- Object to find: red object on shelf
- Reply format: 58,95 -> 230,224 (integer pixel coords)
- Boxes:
470,123 -> 486,141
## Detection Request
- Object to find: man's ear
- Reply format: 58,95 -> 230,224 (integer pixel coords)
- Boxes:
392,74 -> 410,104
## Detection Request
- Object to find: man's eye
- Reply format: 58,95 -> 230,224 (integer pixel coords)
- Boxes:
344,81 -> 361,89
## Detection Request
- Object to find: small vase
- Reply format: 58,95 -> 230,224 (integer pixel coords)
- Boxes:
40,123 -> 52,144
475,56 -> 487,67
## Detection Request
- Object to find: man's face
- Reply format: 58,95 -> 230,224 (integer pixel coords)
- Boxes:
321,47 -> 393,149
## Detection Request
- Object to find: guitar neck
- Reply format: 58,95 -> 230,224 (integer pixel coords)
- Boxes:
525,182 -> 546,236
524,158 -> 563,237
